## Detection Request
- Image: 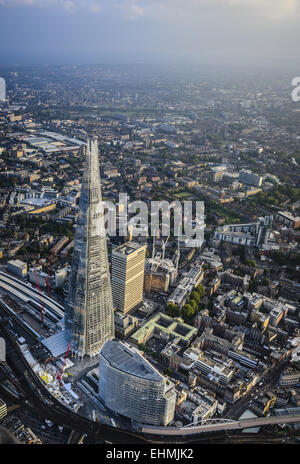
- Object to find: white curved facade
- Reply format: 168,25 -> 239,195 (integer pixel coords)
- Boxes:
99,340 -> 176,426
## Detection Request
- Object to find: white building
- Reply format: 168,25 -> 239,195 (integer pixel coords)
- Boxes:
55,267 -> 68,288
29,268 -> 48,288
99,340 -> 176,426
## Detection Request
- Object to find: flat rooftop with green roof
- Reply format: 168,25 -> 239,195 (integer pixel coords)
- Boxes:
130,312 -> 197,346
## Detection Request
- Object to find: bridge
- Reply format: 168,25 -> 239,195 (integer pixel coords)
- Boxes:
183,418 -> 237,428
1,318 -> 300,443
141,414 -> 300,436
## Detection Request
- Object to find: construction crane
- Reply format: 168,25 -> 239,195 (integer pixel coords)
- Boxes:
151,234 -> 156,262
162,235 -> 170,261
33,265 -> 45,326
46,250 -> 55,297
175,229 -> 181,272
57,341 -> 71,388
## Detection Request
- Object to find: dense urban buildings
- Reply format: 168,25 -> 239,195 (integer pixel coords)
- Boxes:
1,0 -> 300,446
0,63 -> 300,444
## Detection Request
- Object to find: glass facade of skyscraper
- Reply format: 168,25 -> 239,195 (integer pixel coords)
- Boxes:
0,78 -> 5,102
65,139 -> 114,357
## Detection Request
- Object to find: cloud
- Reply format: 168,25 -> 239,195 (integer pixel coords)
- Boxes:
126,4 -> 144,20
0,0 -> 147,20
0,0 -> 300,26
140,0 -> 300,22
88,2 -> 102,13
0,0 -> 43,5
63,0 -> 75,12
0,0 -> 299,66
1,0 -> 299,22
221,0 -> 299,20
0,0 -> 103,13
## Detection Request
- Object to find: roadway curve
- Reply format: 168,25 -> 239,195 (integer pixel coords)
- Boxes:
1,318 -> 300,444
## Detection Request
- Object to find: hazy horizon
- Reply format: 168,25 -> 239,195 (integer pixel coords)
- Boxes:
0,0 -> 300,70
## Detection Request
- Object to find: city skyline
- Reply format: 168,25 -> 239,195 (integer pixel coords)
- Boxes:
0,0 -> 299,445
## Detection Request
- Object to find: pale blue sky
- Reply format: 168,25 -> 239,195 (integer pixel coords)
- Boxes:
0,0 -> 299,67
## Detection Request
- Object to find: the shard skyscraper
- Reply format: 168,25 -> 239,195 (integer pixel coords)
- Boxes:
65,138 -> 114,357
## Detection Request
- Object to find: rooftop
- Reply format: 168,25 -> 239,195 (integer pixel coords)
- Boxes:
131,312 -> 197,344
101,340 -> 163,382
113,241 -> 145,256
8,259 -> 27,269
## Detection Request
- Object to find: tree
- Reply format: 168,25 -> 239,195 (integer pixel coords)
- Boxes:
190,291 -> 201,303
248,279 -> 258,292
246,259 -> 256,268
195,284 -> 206,298
182,304 -> 195,322
189,299 -> 198,310
166,303 -> 180,318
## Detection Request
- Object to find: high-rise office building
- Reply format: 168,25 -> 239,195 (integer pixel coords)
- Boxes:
65,139 -> 114,357
0,78 -> 6,102
111,241 -> 146,314
99,340 -> 176,426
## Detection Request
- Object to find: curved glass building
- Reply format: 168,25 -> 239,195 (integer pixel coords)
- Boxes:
99,340 -> 176,426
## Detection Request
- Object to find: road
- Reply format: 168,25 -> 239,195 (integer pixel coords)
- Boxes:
0,319 -> 149,444
224,358 -> 290,420
1,318 -> 300,444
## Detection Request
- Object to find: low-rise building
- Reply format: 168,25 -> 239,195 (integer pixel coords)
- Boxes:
130,312 -> 197,346
7,259 -> 28,279
114,311 -> 139,339
275,211 -> 300,230
280,368 -> 300,387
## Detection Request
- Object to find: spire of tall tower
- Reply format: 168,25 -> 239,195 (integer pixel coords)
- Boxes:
65,138 -> 114,357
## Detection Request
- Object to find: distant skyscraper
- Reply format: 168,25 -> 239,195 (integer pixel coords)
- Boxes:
0,78 -> 6,102
65,139 -> 114,357
111,241 -> 146,314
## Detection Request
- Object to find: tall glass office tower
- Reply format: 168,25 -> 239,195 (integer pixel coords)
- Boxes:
65,139 -> 114,357
0,78 -> 6,102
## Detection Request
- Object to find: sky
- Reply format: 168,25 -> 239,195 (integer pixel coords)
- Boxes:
0,0 -> 300,68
